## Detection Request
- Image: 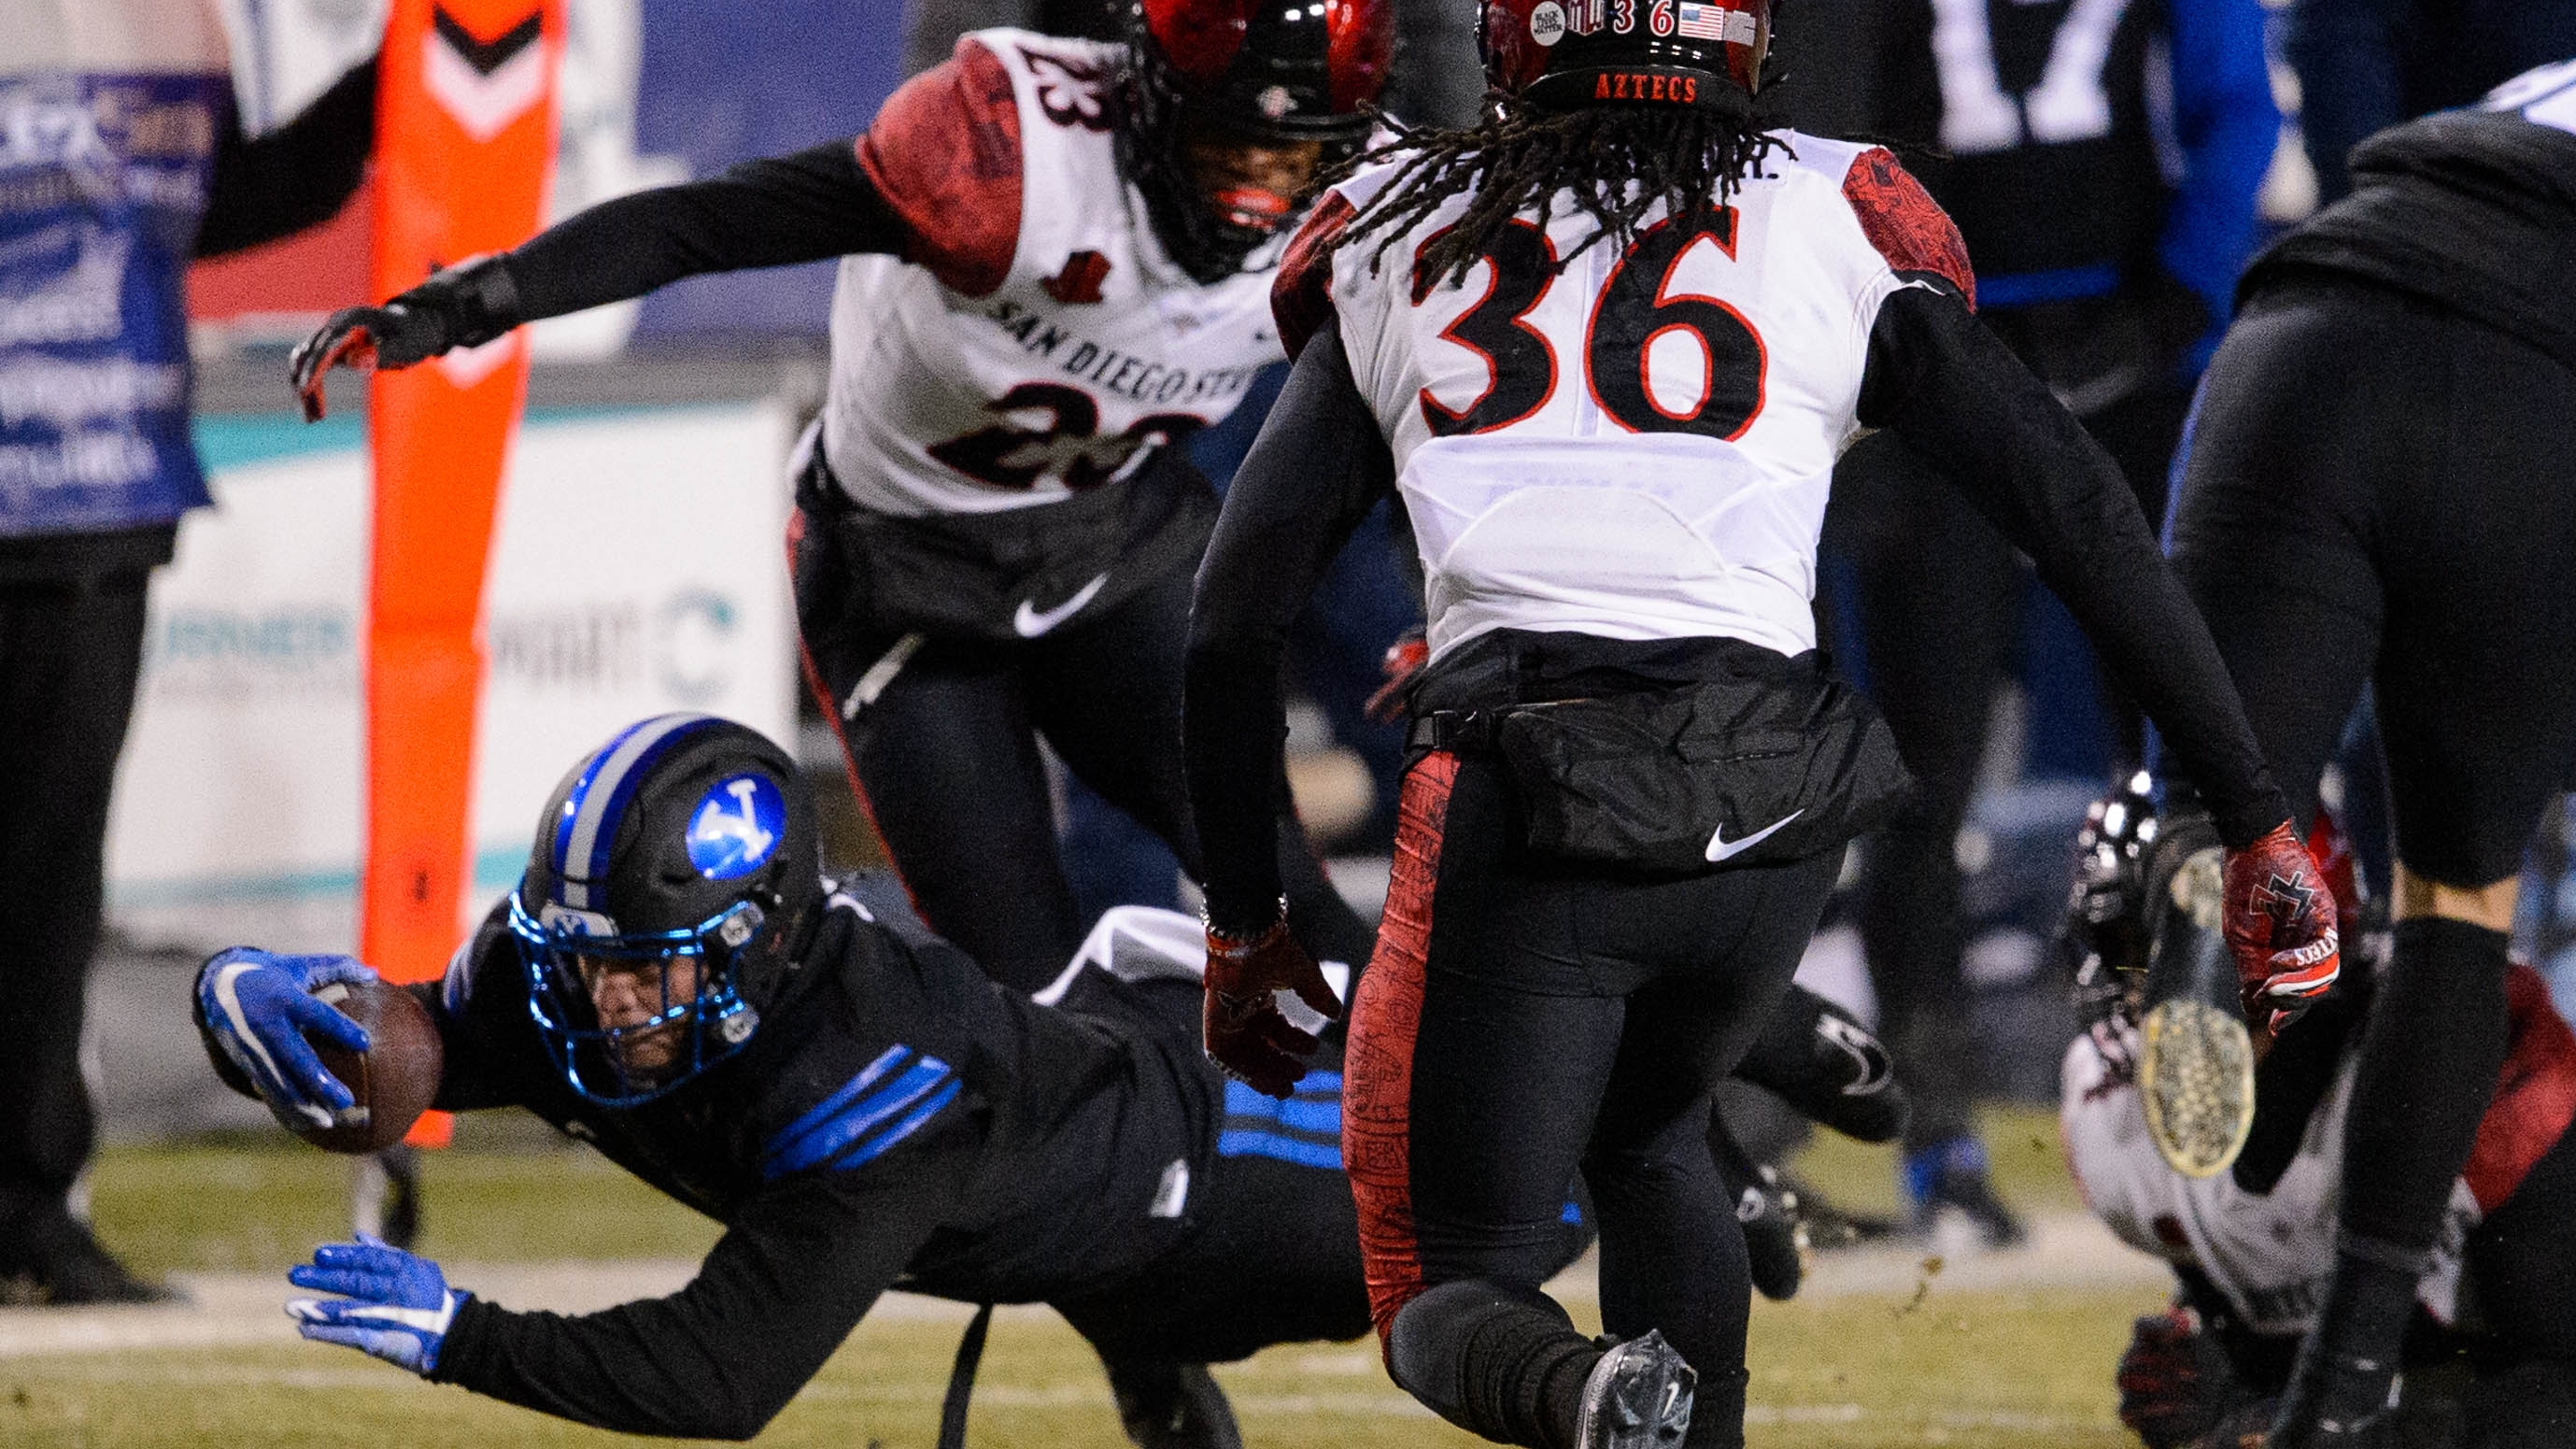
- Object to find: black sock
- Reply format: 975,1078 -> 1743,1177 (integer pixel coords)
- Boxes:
1388,1280 -> 1599,1449
2337,917 -> 2512,1260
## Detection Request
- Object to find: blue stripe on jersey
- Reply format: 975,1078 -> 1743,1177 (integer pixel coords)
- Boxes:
828,1078 -> 963,1172
769,1044 -> 910,1153
1218,1074 -> 1343,1169
1215,1129 -> 1344,1171
762,1047 -> 955,1179
1562,1200 -> 1584,1226
1222,1080 -> 1340,1136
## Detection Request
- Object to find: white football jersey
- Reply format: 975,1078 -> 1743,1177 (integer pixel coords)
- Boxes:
821,30 -> 1284,518
2060,1025 -> 2476,1334
1301,135 -> 1973,661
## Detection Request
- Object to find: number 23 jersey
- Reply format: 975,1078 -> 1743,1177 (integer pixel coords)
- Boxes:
828,29 -> 1283,518
1280,136 -> 1975,661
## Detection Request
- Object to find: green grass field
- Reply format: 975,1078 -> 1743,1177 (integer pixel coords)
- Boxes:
5,1107 -> 2159,1448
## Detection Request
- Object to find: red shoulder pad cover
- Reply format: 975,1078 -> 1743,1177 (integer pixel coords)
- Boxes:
1273,192 -> 1357,362
858,37 -> 1024,298
1843,147 -> 1975,313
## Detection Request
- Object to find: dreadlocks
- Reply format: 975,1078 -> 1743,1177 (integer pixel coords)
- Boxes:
1333,84 -> 1791,287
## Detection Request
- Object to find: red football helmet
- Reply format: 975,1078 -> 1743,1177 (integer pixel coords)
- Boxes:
1480,0 -> 1771,111
1121,0 -> 1394,280
1132,0 -> 1392,142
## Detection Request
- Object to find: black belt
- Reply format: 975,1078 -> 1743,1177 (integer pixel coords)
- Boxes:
1407,709 -> 1504,752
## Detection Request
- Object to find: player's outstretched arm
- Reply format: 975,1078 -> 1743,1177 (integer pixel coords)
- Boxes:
391,1144 -> 972,1439
1856,285 -> 2338,1014
287,140 -> 908,420
1185,315 -> 1394,1094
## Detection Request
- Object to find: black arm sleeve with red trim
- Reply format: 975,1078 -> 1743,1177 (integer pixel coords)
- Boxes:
1186,315 -> 1396,934
1856,286 -> 2288,848
430,1133 -> 972,1440
496,141 -> 906,322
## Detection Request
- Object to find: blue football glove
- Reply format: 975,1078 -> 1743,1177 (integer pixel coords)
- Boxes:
286,1237 -> 464,1375
196,948 -> 376,1132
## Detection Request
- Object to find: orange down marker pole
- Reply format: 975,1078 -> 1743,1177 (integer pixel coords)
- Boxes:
364,0 -> 565,1147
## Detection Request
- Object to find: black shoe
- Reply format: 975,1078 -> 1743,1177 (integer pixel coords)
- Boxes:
1103,1358 -> 1244,1449
1576,1330 -> 1695,1449
3,1209 -> 174,1306
1903,1139 -> 2029,1249
1707,1115 -> 1804,1300
2269,1348 -> 2400,1447
1735,985 -> 1911,1144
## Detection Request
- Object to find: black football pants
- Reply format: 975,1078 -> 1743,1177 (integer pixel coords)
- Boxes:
2167,276 -> 2576,1272
1826,376 -> 2188,1152
1346,750 -> 1840,1448
798,533 -> 1373,994
0,573 -> 150,1239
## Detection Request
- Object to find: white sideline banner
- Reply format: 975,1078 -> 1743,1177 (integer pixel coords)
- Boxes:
105,399 -> 798,953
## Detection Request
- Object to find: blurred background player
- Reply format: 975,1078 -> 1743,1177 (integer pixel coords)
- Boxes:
191,713 -> 1890,1447
0,0 -> 374,1305
2060,794 -> 2576,1448
898,0 -> 1439,920
1820,0 -> 2278,1244
1183,1 -> 2337,1443
2286,0 -> 2576,203
286,0 -> 1389,994
2154,60 -> 2576,1444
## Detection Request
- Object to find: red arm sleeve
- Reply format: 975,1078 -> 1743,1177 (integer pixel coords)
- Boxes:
1843,147 -> 1976,313
857,37 -> 1025,298
1272,191 -> 1356,362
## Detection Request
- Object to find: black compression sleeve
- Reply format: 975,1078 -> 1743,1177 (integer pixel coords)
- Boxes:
497,141 -> 907,322
1856,286 -> 2290,849
195,62 -> 376,259
1186,316 -> 1396,934
431,1132 -> 972,1438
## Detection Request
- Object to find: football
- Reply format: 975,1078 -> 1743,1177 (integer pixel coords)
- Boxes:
295,977 -> 444,1155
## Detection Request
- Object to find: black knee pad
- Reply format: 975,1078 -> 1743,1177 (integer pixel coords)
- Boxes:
1388,1279 -> 1591,1449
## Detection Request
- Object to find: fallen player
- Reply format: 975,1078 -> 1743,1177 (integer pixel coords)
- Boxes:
2060,789 -> 2576,1448
193,713 -> 1897,1444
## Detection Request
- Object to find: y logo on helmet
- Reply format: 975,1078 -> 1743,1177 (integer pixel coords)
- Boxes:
687,775 -> 786,880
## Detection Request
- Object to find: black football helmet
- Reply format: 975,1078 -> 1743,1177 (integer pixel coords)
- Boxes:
1116,0 -> 1394,282
508,715 -> 821,1105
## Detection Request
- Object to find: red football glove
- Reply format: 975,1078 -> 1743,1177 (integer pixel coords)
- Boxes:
2116,1306 -> 2235,1449
1364,631 -> 1430,726
2223,821 -> 2342,1031
1203,916 -> 1341,1100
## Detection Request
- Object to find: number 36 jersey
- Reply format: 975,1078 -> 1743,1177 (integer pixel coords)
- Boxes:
825,29 -> 1284,518
1278,137 -> 1975,661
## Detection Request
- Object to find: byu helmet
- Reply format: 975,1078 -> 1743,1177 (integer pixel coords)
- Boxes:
509,715 -> 821,1105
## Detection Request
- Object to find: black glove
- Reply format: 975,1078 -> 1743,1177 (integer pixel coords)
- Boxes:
2117,1305 -> 2238,1449
288,255 -> 523,421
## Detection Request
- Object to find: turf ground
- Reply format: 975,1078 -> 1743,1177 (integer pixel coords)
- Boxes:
3,1106 -> 2166,1447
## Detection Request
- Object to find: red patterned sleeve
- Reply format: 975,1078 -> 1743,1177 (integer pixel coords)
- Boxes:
1842,147 -> 1975,313
857,38 -> 1024,298
1272,191 -> 1356,361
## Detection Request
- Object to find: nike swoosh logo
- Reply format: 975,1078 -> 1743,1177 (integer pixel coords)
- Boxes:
1012,573 -> 1111,638
1705,809 -> 1802,863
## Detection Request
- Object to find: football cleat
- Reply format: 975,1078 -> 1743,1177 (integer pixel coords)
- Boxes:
1576,1330 -> 1696,1449
2137,814 -> 2258,1179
